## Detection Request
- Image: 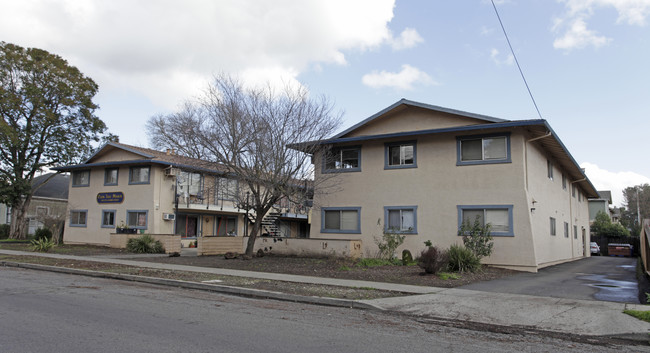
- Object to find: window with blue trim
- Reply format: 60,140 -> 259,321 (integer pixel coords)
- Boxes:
323,146 -> 361,173
458,205 -> 513,236
321,207 -> 360,233
385,141 -> 416,169
457,134 -> 510,165
129,166 -> 150,184
127,210 -> 148,229
70,210 -> 87,227
101,210 -> 116,228
384,206 -> 417,233
104,168 -> 119,186
72,170 -> 90,187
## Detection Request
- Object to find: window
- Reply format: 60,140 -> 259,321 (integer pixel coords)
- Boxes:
217,177 -> 238,200
321,207 -> 361,233
126,210 -> 148,229
323,146 -> 361,172
573,225 -> 578,239
70,210 -> 87,227
547,160 -> 553,180
36,206 -> 49,217
572,185 -> 576,198
101,210 -> 115,228
384,206 -> 417,233
564,222 -> 569,238
578,191 -> 582,202
129,166 -> 150,184
179,171 -> 202,195
104,168 -> 119,186
457,134 -> 510,165
550,217 -> 556,236
457,205 -> 513,236
72,170 -> 90,187
215,215 -> 238,236
385,141 -> 416,169
562,174 -> 567,190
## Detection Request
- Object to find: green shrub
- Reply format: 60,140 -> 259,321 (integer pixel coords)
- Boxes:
447,244 -> 481,273
417,246 -> 449,274
374,229 -> 405,260
34,227 -> 52,241
401,249 -> 414,265
126,235 -> 165,254
30,237 -> 55,252
0,224 -> 9,239
459,217 -> 494,259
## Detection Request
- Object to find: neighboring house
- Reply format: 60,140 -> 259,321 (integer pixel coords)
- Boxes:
0,173 -> 69,235
588,190 -> 612,223
53,142 -> 309,247
296,99 -> 598,272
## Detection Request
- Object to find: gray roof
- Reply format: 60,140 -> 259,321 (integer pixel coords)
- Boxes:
597,190 -> 612,204
32,173 -> 69,199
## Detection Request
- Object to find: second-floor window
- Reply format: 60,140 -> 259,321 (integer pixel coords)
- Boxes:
323,146 -> 361,173
217,177 -> 238,200
385,141 -> 416,169
457,134 -> 510,165
129,166 -> 150,184
72,170 -> 90,187
105,168 -> 119,186
179,171 -> 201,195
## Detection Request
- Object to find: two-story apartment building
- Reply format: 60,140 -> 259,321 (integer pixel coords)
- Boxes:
299,99 -> 598,272
54,142 -> 309,247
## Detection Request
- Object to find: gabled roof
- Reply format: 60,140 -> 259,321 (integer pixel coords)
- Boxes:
333,98 -> 507,139
32,173 -> 69,199
53,142 -> 229,175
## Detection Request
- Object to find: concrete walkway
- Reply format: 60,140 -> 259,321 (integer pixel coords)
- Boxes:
2,249 -> 649,343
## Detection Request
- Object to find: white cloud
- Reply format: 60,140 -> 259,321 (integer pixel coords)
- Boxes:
554,0 -> 650,51
581,162 -> 650,206
388,28 -> 424,50
0,0 -> 398,109
490,48 -> 514,65
361,64 -> 436,90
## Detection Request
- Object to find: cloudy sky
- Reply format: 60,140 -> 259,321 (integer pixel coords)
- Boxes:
2,0 -> 649,205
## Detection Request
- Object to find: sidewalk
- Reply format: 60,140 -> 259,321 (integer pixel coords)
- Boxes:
2,249 -> 649,343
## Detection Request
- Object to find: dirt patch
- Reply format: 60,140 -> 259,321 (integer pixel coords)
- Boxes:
0,243 -> 129,256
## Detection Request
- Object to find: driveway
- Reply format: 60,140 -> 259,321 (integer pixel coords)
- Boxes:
460,256 -> 640,303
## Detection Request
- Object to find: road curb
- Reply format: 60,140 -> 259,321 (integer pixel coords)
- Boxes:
1,261 -> 384,311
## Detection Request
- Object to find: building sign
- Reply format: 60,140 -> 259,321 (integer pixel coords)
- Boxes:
97,192 -> 124,204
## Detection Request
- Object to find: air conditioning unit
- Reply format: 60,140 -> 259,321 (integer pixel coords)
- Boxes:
164,167 -> 180,177
162,213 -> 176,221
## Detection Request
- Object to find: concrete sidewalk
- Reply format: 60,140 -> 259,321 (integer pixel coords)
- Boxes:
2,249 -> 649,343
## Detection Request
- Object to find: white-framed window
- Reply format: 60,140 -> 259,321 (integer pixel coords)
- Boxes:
550,217 -> 556,236
321,207 -> 361,233
457,205 -> 514,236
547,160 -> 553,180
384,206 -> 417,233
216,177 -> 238,200
323,146 -> 361,172
104,168 -> 119,186
127,210 -> 148,229
129,166 -> 150,184
564,221 -> 569,238
101,210 -> 116,228
385,141 -> 416,169
457,134 -> 510,165
72,170 -> 90,187
70,210 -> 87,227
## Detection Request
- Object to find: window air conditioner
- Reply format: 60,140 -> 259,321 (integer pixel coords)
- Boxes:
162,213 -> 176,221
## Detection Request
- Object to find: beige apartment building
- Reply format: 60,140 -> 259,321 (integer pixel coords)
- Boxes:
302,99 -> 598,272
55,142 -> 309,248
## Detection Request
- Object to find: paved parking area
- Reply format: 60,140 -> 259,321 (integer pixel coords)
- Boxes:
460,256 -> 640,303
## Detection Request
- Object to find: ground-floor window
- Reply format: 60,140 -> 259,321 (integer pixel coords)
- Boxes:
176,214 -> 199,237
127,210 -> 148,230
384,206 -> 417,234
101,210 -> 116,228
550,217 -> 556,236
457,205 -> 513,236
215,215 -> 237,236
321,207 -> 361,234
70,210 -> 87,227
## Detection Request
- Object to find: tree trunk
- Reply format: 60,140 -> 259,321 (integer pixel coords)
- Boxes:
9,199 -> 30,240
245,208 -> 269,257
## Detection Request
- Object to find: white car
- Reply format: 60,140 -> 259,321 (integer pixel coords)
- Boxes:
590,242 -> 601,255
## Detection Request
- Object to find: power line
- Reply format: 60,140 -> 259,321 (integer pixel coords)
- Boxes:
491,0 -> 543,120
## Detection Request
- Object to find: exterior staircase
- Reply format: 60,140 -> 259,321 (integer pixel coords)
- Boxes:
247,209 -> 282,236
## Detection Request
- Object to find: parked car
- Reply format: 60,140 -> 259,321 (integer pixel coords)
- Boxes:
590,242 -> 601,255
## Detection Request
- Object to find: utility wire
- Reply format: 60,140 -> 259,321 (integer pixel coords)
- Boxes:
491,0 -> 543,120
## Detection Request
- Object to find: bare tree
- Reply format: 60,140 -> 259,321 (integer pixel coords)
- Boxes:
147,75 -> 342,256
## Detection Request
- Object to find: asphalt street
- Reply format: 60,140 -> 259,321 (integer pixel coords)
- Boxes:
460,256 -> 640,303
1,267 -> 641,353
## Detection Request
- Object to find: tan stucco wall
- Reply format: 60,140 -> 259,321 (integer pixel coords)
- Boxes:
344,106 -> 490,138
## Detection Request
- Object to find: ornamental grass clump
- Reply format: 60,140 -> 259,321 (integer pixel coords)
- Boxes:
447,244 -> 481,273
126,234 -> 165,254
30,237 -> 55,252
